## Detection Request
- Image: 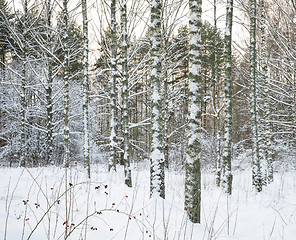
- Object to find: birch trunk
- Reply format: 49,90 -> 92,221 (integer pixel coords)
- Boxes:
163,52 -> 169,168
250,0 -> 262,192
185,0 -> 202,223
221,0 -> 233,195
82,0 -> 90,176
162,27 -> 169,169
150,0 -> 165,199
109,0 -> 118,172
121,0 -> 132,187
20,46 -> 26,167
213,0 -> 222,187
45,0 -> 54,166
62,0 -> 70,237
63,0 -> 70,169
20,0 -> 28,167
260,0 -> 273,183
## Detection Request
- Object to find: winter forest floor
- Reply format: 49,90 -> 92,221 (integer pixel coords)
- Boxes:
0,162 -> 296,240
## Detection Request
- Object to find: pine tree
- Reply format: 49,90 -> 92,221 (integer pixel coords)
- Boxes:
150,0 -> 165,199
82,0 -> 90,176
221,0 -> 234,194
185,0 -> 202,223
250,0 -> 262,192
121,0 -> 132,187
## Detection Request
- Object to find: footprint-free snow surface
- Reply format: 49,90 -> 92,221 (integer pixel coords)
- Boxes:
0,164 -> 295,239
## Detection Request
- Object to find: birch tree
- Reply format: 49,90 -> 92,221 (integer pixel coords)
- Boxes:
19,0 -> 29,167
82,0 -> 90,176
250,0 -> 262,192
121,0 -> 132,187
62,0 -> 70,236
62,0 -> 70,169
221,0 -> 233,194
185,0 -> 202,223
213,0 -> 222,187
150,0 -> 165,198
109,0 -> 118,171
45,0 -> 54,165
260,0 -> 273,183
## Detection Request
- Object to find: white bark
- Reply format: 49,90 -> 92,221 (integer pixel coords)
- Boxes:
185,0 -> 202,223
260,0 -> 273,183
82,0 -> 90,176
250,0 -> 262,192
221,0 -> 233,195
109,0 -> 118,172
121,0 -> 132,187
150,0 -> 165,199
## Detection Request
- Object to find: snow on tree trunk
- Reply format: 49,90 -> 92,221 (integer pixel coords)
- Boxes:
250,0 -> 262,192
45,0 -> 54,166
260,0 -> 273,183
185,0 -> 202,223
20,47 -> 26,167
163,52 -> 169,169
46,62 -> 53,166
221,0 -> 233,195
150,0 -> 165,199
257,0 -> 265,185
63,0 -> 70,169
215,91 -> 222,187
161,29 -> 169,169
213,0 -> 222,187
20,0 -> 28,167
62,0 -> 70,237
109,0 -> 118,172
121,0 -> 132,187
82,0 -> 90,177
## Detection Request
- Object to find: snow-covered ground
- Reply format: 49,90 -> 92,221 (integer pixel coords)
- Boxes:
0,163 -> 295,240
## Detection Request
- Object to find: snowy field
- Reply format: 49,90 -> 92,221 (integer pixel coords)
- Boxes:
0,163 -> 295,240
